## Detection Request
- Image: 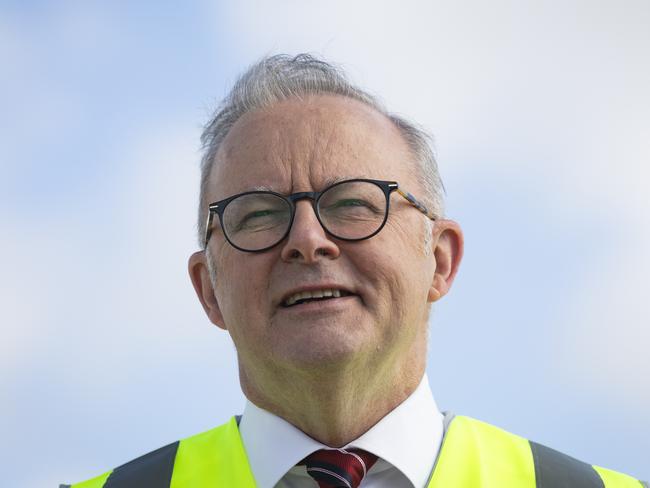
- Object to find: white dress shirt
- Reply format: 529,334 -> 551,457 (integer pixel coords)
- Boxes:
239,374 -> 444,488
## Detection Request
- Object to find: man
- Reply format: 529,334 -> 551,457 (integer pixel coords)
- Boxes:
64,54 -> 646,487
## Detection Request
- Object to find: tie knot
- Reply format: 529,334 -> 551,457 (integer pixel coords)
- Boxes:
301,448 -> 378,488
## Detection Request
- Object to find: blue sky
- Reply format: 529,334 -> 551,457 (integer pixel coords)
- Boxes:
1,1 -> 649,486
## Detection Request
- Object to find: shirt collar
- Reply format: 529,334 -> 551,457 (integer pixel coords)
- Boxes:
239,373 -> 443,488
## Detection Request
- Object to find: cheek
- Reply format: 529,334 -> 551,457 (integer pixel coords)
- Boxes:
353,245 -> 409,313
358,226 -> 432,313
214,251 -> 272,327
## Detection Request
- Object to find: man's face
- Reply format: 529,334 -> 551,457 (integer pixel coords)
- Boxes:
191,94 -> 460,383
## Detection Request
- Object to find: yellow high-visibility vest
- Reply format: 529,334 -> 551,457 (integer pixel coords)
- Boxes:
64,414 -> 646,487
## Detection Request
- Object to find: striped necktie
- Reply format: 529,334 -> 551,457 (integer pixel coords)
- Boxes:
301,448 -> 378,488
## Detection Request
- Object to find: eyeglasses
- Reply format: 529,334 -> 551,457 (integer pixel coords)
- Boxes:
204,178 -> 436,252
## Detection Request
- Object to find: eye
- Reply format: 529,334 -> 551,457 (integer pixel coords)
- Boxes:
326,198 -> 381,214
239,209 -> 281,227
234,208 -> 287,232
333,199 -> 368,207
245,209 -> 275,218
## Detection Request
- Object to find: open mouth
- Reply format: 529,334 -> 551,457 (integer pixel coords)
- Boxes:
281,289 -> 355,308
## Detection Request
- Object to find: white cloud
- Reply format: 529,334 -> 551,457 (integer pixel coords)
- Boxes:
557,228 -> 650,410
0,227 -> 44,372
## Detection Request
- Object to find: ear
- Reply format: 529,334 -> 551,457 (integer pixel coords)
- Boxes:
188,250 -> 227,330
428,220 -> 464,303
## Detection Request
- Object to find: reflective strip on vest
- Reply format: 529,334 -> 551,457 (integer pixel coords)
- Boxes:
530,441 -> 604,488
104,442 -> 179,487
67,415 -> 645,487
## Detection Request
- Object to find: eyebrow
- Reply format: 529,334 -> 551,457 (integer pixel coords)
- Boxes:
248,175 -> 373,194
321,175 -> 364,187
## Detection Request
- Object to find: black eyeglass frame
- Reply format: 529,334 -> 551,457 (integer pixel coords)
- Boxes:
203,178 -> 436,252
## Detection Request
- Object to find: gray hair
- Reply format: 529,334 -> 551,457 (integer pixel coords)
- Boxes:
197,53 -> 445,247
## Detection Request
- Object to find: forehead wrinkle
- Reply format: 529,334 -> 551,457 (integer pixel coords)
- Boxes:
293,108 -> 368,190
213,125 -> 293,197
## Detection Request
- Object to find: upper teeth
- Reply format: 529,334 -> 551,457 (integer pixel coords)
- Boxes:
285,289 -> 342,306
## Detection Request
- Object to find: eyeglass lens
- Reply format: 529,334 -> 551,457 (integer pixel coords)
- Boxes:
221,180 -> 387,251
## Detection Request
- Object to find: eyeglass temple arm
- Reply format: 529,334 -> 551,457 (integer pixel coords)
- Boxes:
396,188 -> 437,221
204,209 -> 216,249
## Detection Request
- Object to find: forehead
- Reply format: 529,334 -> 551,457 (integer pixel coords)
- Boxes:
208,94 -> 414,199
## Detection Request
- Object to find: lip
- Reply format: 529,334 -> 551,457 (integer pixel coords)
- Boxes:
277,294 -> 359,314
277,283 -> 358,308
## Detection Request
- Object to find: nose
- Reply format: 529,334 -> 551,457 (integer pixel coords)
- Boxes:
280,200 -> 340,263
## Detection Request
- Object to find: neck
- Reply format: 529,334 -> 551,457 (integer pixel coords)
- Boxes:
239,342 -> 426,447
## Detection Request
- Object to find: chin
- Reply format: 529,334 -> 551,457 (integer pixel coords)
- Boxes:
274,334 -> 376,372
